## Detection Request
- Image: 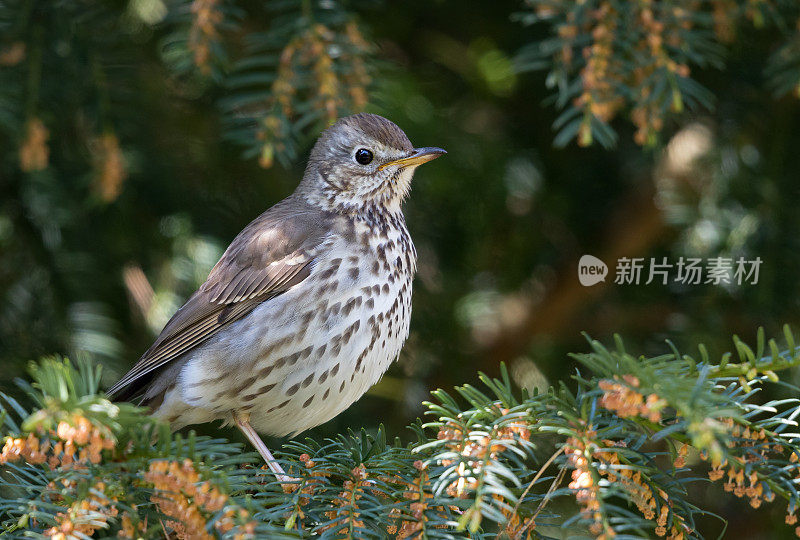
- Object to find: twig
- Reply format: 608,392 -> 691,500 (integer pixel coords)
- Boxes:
159,518 -> 170,539
528,459 -> 568,527
497,445 -> 565,539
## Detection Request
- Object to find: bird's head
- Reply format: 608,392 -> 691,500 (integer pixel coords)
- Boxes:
299,113 -> 445,214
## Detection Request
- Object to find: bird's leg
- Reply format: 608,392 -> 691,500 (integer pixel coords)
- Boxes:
234,412 -> 296,486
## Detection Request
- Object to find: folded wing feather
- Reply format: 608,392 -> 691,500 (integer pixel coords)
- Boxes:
107,198 -> 332,401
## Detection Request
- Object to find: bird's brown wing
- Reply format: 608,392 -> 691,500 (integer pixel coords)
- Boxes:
107,198 -> 332,401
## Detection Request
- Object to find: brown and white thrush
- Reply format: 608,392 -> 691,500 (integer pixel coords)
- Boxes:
108,113 -> 445,482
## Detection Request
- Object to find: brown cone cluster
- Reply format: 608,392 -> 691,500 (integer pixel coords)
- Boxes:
92,133 -> 127,203
189,0 -> 222,74
1,415 -> 115,469
566,431 -> 692,539
19,118 -> 49,172
598,374 -> 665,422
256,21 -> 371,168
145,459 -> 256,540
437,409 -> 532,498
700,418 -> 786,517
45,481 -> 119,540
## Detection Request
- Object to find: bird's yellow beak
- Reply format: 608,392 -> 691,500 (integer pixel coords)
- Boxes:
378,147 -> 447,171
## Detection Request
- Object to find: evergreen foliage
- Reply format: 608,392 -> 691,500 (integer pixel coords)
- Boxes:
162,0 -> 374,167
5,328 -> 800,538
3,2 -> 800,538
515,0 -> 800,147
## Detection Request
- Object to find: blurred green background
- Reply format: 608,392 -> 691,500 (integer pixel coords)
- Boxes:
2,0 -> 800,537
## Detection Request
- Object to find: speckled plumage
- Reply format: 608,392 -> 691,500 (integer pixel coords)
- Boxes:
108,114 -> 444,441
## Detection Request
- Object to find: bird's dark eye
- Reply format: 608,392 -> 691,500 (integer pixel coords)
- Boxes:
355,148 -> 373,165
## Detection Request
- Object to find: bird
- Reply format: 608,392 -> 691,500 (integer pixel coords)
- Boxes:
107,113 -> 445,482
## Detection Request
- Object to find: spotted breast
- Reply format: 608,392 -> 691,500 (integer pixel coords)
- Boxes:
148,206 -> 416,437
